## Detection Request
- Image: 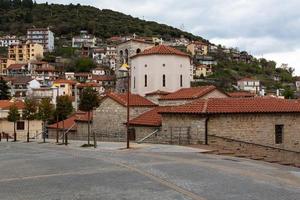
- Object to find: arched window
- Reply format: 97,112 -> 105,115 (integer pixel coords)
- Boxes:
125,49 -> 129,63
136,48 -> 141,54
162,74 -> 166,87
133,76 -> 136,89
144,75 -> 147,87
120,50 -> 124,63
180,75 -> 183,87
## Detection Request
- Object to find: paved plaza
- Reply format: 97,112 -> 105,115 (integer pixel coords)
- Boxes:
0,141 -> 299,200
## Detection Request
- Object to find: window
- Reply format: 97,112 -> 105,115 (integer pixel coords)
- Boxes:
162,74 -> 166,87
275,125 -> 284,144
133,76 -> 136,89
17,121 -> 25,130
136,48 -> 141,53
60,84 -> 65,88
145,64 -> 147,68
180,75 -> 183,87
162,64 -> 166,67
144,75 -> 147,87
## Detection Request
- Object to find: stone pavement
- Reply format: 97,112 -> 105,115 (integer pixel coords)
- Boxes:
0,141 -> 299,200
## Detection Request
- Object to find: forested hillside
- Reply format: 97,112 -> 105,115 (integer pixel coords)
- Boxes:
0,0 -> 202,40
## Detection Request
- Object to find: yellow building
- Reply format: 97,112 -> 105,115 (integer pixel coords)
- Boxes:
53,79 -> 77,96
8,42 -> 44,62
0,100 -> 43,140
187,41 -> 208,56
0,58 -> 16,75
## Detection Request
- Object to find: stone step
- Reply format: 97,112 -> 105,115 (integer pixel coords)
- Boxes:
264,158 -> 280,163
279,161 -> 294,166
217,150 -> 235,155
251,156 -> 265,160
235,153 -> 251,158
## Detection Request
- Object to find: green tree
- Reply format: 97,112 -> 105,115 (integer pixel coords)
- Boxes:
74,58 -> 96,72
7,104 -> 20,141
0,77 -> 10,100
37,98 -> 54,142
23,98 -> 37,142
79,87 -> 100,147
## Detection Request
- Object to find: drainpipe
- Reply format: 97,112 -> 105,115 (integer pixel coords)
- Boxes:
205,116 -> 209,145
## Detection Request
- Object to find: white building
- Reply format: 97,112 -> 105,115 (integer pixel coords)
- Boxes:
130,45 -> 192,96
237,77 -> 260,93
27,27 -> 54,52
0,35 -> 20,47
72,30 -> 96,48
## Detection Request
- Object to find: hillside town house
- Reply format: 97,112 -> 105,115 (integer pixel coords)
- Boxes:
72,30 -> 97,48
0,100 -> 42,140
237,77 -> 260,93
0,35 -> 20,47
8,42 -> 44,62
186,41 -> 209,56
27,27 -> 55,52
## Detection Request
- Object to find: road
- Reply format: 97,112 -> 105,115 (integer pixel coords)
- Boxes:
0,142 -> 299,200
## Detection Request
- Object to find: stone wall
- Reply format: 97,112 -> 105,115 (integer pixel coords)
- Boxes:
92,98 -> 154,141
208,135 -> 300,164
161,114 -> 206,144
0,119 -> 43,140
208,113 -> 300,152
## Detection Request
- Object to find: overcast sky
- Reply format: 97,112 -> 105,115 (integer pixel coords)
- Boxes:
37,0 -> 300,74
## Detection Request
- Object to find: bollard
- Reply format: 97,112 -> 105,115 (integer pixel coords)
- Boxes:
65,133 -> 68,146
6,134 -> 9,142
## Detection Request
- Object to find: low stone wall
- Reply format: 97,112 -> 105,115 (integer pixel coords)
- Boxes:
208,135 -> 300,164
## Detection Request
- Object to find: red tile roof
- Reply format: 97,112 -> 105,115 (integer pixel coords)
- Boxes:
106,92 -> 157,107
159,97 -> 300,115
129,107 -> 171,127
227,91 -> 255,98
53,79 -> 77,85
160,86 -> 218,100
47,111 -> 91,130
145,90 -> 170,96
7,64 -> 26,70
77,82 -> 100,88
132,45 -> 189,58
238,77 -> 257,82
92,75 -> 115,81
0,100 -> 25,110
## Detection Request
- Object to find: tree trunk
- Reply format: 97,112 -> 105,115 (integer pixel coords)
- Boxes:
87,111 -> 90,145
62,120 -> 65,144
27,120 -> 30,142
13,121 -> 16,142
92,110 -> 96,148
43,121 -> 46,143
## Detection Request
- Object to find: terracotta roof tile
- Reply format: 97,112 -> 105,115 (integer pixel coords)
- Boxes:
145,90 -> 170,96
160,86 -> 217,100
92,75 -> 115,81
77,82 -> 100,88
238,77 -> 257,82
53,79 -> 77,85
227,91 -> 255,98
132,45 -> 189,58
47,111 -> 91,130
7,64 -> 27,70
106,92 -> 157,107
129,107 -> 171,127
159,97 -> 300,114
0,100 -> 25,110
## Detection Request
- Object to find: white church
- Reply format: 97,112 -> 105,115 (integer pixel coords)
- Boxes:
130,45 -> 193,96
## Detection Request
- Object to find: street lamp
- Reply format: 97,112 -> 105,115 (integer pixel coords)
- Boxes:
119,63 -> 130,149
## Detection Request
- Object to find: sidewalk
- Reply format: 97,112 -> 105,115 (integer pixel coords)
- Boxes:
40,139 -> 211,153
